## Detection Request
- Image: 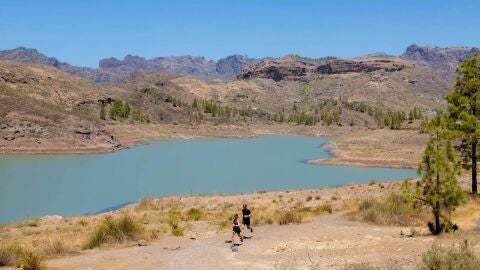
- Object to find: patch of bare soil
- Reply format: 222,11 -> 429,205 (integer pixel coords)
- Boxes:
309,129 -> 429,169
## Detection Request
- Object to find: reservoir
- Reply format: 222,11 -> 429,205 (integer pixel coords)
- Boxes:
0,135 -> 416,223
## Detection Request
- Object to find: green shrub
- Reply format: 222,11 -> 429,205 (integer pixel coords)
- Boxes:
0,244 -> 23,266
277,210 -> 302,225
171,226 -> 184,237
167,208 -> 184,236
306,195 -> 313,202
82,215 -> 143,249
418,241 -> 480,270
18,250 -> 44,270
368,180 -> 376,186
186,208 -> 202,221
257,189 -> 267,194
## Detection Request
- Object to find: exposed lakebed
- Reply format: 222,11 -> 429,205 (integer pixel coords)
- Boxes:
0,135 -> 416,223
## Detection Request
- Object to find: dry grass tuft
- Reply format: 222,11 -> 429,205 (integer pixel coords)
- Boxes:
0,243 -> 24,266
17,249 -> 44,270
82,215 -> 144,249
348,193 -> 426,226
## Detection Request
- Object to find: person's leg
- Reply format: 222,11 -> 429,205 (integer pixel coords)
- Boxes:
246,218 -> 252,232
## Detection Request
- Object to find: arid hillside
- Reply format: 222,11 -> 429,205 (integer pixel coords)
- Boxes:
0,49 -> 459,154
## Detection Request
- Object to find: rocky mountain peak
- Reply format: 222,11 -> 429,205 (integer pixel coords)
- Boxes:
400,44 -> 480,78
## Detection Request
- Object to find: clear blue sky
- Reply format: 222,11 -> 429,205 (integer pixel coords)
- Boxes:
1,0 -> 479,67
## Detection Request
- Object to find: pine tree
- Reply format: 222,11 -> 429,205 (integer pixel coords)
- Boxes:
447,53 -> 480,194
402,115 -> 465,235
99,104 -> 106,120
122,102 -> 131,118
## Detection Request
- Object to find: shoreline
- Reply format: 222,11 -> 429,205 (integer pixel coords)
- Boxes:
0,123 -> 337,155
0,123 -> 425,170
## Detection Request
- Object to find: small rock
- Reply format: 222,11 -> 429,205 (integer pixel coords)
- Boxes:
4,134 -> 15,141
137,239 -> 148,246
40,215 -> 63,221
163,245 -> 181,251
74,127 -> 91,135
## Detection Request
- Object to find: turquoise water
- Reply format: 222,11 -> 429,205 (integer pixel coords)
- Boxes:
0,135 -> 416,223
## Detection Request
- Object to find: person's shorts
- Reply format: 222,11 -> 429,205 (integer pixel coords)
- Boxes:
242,217 -> 250,226
233,226 -> 241,234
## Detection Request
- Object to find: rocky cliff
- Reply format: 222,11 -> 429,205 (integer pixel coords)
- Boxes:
400,44 -> 479,78
239,57 -> 410,81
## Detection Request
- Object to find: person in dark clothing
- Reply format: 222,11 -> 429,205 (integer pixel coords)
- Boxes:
242,204 -> 253,233
231,213 -> 243,247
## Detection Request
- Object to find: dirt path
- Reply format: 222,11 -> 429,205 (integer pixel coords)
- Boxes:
45,213 -> 440,270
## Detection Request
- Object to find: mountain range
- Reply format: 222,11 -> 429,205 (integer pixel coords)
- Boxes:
0,47 -> 262,82
1,44 -> 478,83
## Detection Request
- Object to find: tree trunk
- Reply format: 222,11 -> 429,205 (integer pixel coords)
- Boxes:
434,205 -> 441,235
472,141 -> 478,194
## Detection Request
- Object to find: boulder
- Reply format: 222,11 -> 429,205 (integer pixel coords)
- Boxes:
137,239 -> 148,246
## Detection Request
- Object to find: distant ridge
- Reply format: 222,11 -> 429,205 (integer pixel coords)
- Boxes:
1,44 -> 479,82
0,47 -> 263,82
400,44 -> 480,78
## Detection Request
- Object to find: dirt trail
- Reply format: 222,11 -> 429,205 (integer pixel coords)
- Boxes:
45,213 -> 440,270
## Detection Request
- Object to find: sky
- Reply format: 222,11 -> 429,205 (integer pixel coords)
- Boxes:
1,0 -> 479,67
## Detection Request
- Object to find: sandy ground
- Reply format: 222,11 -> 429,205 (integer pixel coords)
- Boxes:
309,129 -> 428,169
43,214 -> 439,270
43,212 -> 480,270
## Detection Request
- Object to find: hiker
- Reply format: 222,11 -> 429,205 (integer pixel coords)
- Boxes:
242,204 -> 253,233
231,213 -> 243,245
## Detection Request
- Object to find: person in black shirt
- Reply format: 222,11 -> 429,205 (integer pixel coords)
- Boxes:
242,204 -> 253,233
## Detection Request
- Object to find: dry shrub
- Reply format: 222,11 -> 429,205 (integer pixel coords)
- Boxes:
418,241 -> 480,270
313,203 -> 333,214
17,250 -> 44,270
42,238 -> 70,256
136,198 -> 159,211
186,208 -> 202,221
277,210 -> 302,225
252,213 -> 275,226
0,244 -> 23,266
342,262 -> 378,270
350,193 -> 424,226
82,215 -> 144,249
217,219 -> 230,231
